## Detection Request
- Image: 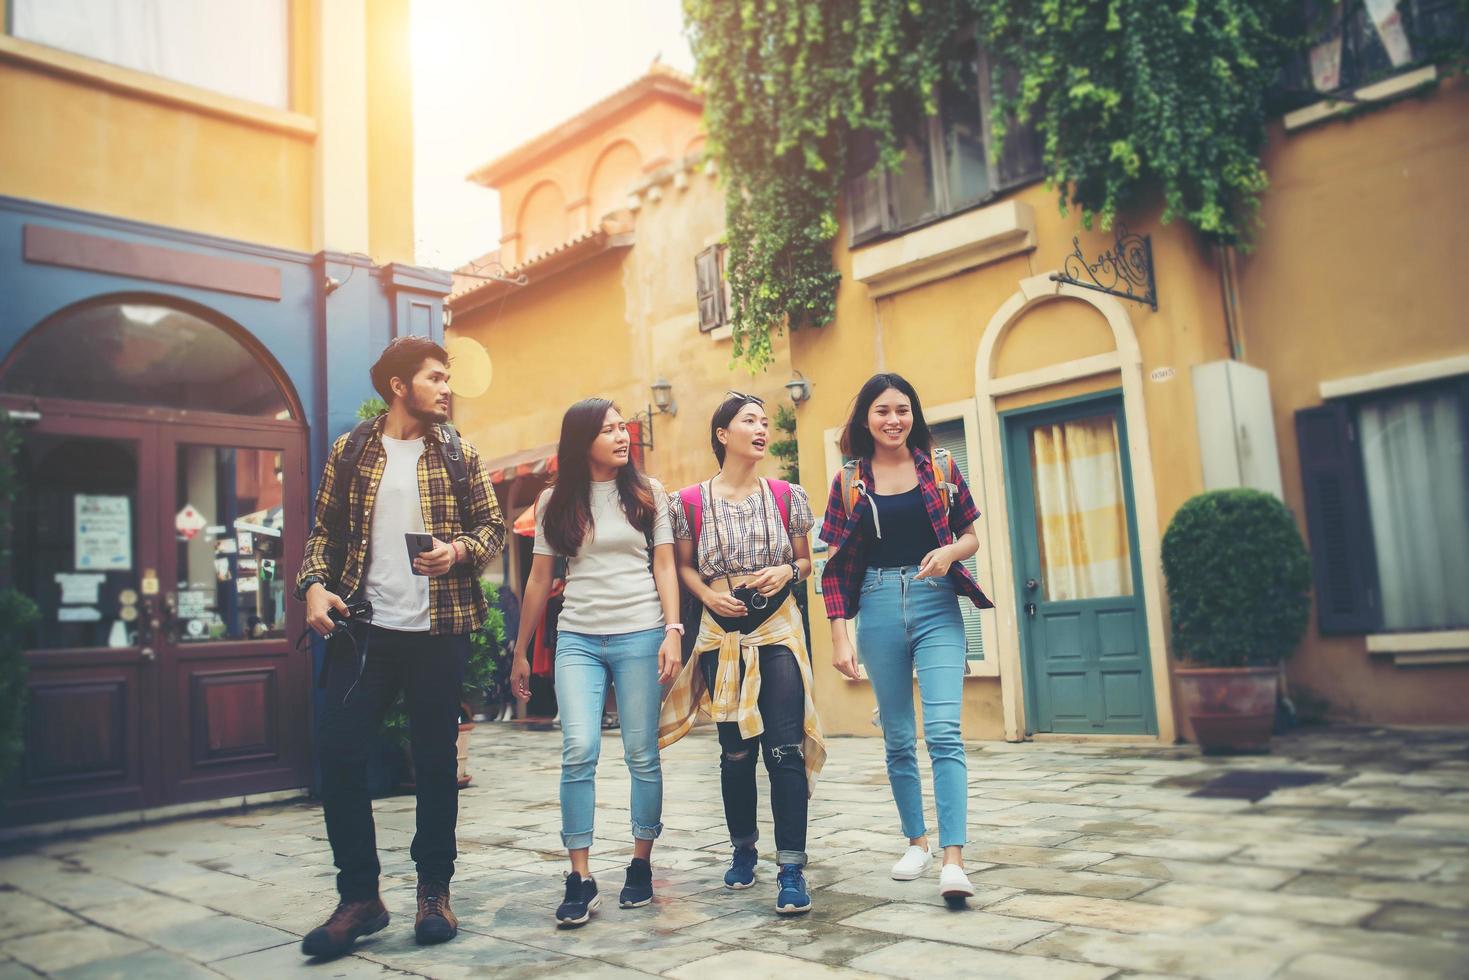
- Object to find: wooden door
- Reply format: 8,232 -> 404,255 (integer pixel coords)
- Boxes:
1004,394 -> 1156,735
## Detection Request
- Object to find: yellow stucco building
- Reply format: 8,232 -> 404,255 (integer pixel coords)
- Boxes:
0,0 -> 448,828
448,66 -> 797,590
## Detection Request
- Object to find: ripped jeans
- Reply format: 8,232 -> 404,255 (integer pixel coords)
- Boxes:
699,644 -> 809,866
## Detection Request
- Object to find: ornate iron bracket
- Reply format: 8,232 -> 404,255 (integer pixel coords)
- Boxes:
627,406 -> 656,452
1049,225 -> 1157,311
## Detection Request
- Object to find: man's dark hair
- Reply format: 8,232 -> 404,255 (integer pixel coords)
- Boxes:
369,336 -> 449,404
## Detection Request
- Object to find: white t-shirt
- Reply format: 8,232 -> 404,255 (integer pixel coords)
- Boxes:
364,435 -> 430,632
533,479 -> 673,635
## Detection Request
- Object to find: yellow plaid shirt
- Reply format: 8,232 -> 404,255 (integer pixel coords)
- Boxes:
295,416 -> 506,635
658,595 -> 827,792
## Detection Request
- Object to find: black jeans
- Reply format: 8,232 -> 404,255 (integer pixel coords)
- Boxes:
318,625 -> 468,901
698,622 -> 809,867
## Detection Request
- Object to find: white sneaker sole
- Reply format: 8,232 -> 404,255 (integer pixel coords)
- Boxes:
891,864 -> 929,881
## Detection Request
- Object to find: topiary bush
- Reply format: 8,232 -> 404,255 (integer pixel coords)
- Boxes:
1161,489 -> 1311,667
0,590 -> 39,785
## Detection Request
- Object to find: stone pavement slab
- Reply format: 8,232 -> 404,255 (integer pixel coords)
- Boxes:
1,724 -> 1468,977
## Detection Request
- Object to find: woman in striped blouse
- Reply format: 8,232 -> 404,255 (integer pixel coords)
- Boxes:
657,392 -> 825,916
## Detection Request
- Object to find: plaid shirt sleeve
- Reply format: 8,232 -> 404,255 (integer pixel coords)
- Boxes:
451,443 -> 505,570
948,465 -> 981,535
295,433 -> 351,600
817,471 -> 847,546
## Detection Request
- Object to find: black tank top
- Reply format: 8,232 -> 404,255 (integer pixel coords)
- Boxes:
865,486 -> 939,568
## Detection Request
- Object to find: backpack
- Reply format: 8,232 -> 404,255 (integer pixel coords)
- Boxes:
335,415 -> 473,525
839,449 -> 957,519
674,478 -> 795,657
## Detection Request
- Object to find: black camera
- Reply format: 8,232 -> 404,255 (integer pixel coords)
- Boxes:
730,586 -> 769,611
326,598 -> 374,636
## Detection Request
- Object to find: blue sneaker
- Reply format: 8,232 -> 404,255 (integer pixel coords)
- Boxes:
724,846 -> 757,890
775,864 -> 811,915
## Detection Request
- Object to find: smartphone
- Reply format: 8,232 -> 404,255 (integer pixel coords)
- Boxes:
405,533 -> 435,574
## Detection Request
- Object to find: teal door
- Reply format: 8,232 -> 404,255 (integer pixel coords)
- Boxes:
1003,393 -> 1155,735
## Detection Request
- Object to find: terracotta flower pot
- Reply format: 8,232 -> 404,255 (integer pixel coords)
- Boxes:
1175,666 -> 1278,753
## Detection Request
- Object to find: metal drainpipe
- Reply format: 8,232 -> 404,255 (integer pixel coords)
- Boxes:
1216,243 -> 1246,361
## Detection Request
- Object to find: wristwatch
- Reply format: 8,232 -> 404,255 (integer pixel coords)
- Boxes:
296,575 -> 327,601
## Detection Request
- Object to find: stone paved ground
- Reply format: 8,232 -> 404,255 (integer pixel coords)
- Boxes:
2,724 -> 1468,979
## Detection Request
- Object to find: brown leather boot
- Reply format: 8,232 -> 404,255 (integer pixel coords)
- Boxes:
300,895 -> 389,958
415,879 -> 458,945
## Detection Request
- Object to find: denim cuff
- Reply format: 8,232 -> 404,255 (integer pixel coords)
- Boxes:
731,830 -> 759,848
561,830 -> 594,849
631,820 -> 664,842
776,849 -> 807,867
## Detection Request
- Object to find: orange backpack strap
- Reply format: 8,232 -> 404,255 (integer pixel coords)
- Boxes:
931,448 -> 957,514
838,460 -> 861,515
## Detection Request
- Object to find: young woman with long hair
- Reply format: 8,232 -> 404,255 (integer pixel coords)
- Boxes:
658,392 -> 825,916
510,398 -> 682,927
818,373 -> 991,906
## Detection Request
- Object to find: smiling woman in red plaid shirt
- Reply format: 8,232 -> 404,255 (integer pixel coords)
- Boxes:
819,373 -> 992,908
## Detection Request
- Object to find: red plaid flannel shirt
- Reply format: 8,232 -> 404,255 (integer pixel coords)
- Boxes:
817,448 -> 992,620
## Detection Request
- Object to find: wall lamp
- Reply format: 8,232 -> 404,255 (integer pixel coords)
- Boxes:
651,377 -> 677,416
784,371 -> 812,405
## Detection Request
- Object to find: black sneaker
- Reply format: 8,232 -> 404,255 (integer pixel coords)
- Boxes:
619,858 -> 654,908
555,872 -> 601,927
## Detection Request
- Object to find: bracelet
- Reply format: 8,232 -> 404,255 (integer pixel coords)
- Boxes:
665,623 -> 685,636
788,560 -> 801,583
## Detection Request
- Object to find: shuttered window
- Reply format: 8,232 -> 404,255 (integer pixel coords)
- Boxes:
1296,403 -> 1380,634
695,245 -> 727,332
931,419 -> 985,661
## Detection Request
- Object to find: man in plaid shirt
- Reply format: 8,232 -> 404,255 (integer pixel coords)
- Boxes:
296,337 -> 504,958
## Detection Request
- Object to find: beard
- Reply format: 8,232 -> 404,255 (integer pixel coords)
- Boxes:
406,393 -> 450,424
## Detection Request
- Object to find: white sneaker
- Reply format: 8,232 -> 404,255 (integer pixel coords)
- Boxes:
939,863 -> 974,903
890,845 -> 932,881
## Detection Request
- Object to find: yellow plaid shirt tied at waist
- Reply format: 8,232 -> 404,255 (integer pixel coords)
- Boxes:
657,594 -> 826,793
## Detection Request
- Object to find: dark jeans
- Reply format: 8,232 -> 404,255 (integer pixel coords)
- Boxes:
319,625 -> 468,901
698,623 -> 808,867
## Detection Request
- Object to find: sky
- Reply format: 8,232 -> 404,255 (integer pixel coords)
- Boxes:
410,0 -> 696,270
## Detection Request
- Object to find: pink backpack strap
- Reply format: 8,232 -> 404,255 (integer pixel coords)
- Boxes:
678,485 -> 704,543
764,478 -> 793,532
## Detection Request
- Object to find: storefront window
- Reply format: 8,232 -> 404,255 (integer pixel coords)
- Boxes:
1,300 -> 292,419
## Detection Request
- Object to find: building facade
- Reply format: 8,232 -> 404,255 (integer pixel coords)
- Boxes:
447,67 -> 799,592
0,0 -> 451,828
791,41 -> 1469,739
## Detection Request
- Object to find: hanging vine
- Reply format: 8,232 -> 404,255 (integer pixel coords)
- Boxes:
685,0 -> 1307,368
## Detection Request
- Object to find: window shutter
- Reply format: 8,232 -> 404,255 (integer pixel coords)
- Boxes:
978,51 -> 1044,189
1295,403 -> 1380,634
695,246 -> 723,332
627,419 -> 646,470
931,419 -> 985,661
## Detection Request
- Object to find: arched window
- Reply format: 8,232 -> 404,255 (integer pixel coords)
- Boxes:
1,298 -> 294,418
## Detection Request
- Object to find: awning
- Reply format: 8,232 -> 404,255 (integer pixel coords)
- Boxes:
512,504 -> 536,538
483,443 -> 558,485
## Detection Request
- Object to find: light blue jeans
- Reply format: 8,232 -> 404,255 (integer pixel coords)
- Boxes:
555,627 -> 665,850
855,566 -> 968,848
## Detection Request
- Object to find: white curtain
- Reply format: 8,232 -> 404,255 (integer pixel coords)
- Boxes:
1359,389 -> 1469,631
14,0 -> 289,109
1029,415 -> 1134,602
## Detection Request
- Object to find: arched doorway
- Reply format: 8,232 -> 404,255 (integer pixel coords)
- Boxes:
0,296 -> 312,825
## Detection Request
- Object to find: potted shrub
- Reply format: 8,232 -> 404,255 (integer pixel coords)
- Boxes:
1161,488 -> 1311,753
378,581 -> 507,794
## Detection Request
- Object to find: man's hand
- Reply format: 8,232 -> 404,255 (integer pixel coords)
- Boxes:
413,537 -> 458,577
306,582 -> 350,637
658,632 -> 682,684
510,655 -> 531,700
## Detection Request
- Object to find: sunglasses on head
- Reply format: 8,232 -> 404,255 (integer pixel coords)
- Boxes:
725,390 -> 765,406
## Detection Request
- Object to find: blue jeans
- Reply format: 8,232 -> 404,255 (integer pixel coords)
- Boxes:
855,566 -> 968,848
555,627 -> 665,850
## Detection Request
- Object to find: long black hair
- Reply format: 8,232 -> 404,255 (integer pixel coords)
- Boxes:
542,398 -> 655,557
839,372 -> 933,458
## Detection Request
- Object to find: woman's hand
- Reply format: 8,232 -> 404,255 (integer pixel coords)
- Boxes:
703,590 -> 748,618
510,655 -> 531,700
914,544 -> 959,579
831,630 -> 861,681
747,563 -> 794,597
657,632 -> 682,684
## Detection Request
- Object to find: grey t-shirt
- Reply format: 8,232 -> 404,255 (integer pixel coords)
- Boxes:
533,479 -> 673,635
